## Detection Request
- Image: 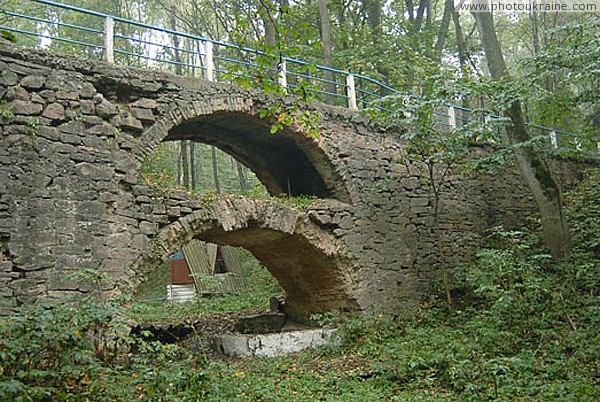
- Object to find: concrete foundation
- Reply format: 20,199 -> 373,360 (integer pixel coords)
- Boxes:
212,329 -> 339,357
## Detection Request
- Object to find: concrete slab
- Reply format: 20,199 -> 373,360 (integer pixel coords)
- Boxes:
212,328 -> 339,357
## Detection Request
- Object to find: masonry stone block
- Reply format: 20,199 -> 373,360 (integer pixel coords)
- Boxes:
42,102 -> 65,120
119,113 -> 144,132
20,75 -> 45,89
0,69 -> 18,86
80,82 -> 96,98
10,100 -> 42,115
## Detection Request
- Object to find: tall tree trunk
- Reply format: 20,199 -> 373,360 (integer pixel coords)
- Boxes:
190,142 -> 196,191
211,146 -> 221,194
415,0 -> 429,29
472,11 -> 571,259
452,7 -> 467,72
405,0 -> 415,21
364,0 -> 388,86
530,10 -> 540,57
433,0 -> 453,58
260,0 -> 277,47
176,142 -> 181,186
236,160 -> 247,193
181,140 -> 189,189
318,0 -> 336,103
170,6 -> 183,76
364,0 -> 382,33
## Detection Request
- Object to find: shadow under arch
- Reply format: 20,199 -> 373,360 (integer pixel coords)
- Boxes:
133,98 -> 352,202
143,196 -> 358,322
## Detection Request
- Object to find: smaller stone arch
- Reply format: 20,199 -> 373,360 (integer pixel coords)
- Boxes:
135,195 -> 359,321
131,95 -> 353,203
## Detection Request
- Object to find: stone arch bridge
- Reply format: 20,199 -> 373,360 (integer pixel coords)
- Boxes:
0,44 -> 582,320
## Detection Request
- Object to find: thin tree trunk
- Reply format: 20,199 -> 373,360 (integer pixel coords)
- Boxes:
452,5 -> 468,120
364,0 -> 382,33
181,140 -> 189,189
211,146 -> 221,194
433,0 -> 453,58
405,0 -> 415,21
190,142 -> 196,191
260,0 -> 277,47
530,10 -> 540,57
176,142 -> 181,186
472,11 -> 571,259
415,0 -> 428,29
236,160 -> 247,193
452,7 -> 467,72
318,0 -> 336,103
170,6 -> 183,76
364,0 -> 389,86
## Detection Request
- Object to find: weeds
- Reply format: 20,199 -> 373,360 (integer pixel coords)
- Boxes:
0,100 -> 14,124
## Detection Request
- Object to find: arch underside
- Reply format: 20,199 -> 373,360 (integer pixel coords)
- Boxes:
166,111 -> 351,202
148,197 -> 358,321
202,226 -> 355,320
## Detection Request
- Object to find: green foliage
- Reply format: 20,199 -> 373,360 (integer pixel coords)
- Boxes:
140,142 -> 181,189
301,221 -> 598,401
275,194 -> 318,210
0,30 -> 16,42
0,100 -> 14,124
140,142 -> 265,195
0,293 -> 210,401
221,4 -> 323,139
368,75 -> 506,168
522,18 -> 600,147
565,168 -> 600,295
2,171 -> 599,400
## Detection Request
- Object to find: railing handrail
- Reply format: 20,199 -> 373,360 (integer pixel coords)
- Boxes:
1,0 -> 586,150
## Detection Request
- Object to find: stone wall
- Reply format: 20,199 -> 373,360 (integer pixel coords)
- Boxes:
0,43 -> 587,319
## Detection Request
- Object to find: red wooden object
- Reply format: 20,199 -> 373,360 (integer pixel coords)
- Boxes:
170,256 -> 193,285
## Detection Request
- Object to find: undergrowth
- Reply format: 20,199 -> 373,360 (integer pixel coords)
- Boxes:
1,169 -> 598,401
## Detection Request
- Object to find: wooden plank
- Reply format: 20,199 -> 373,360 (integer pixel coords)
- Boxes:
222,246 -> 243,274
183,240 -> 212,275
181,242 -> 250,294
220,246 -> 249,291
206,243 -> 218,275
183,240 -> 213,292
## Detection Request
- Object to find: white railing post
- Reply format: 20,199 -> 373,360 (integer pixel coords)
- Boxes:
550,130 -> 558,149
346,74 -> 357,110
278,59 -> 287,89
104,17 -> 114,63
203,41 -> 214,82
448,105 -> 457,129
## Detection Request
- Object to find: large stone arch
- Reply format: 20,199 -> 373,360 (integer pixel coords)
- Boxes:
134,196 -> 359,321
126,95 -> 359,321
132,98 -> 353,203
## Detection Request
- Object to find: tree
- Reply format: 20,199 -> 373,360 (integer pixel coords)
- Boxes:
211,146 -> 221,194
181,140 -> 190,189
318,0 -> 336,103
472,11 -> 571,260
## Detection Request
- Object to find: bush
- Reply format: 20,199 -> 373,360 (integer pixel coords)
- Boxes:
0,294 -> 210,401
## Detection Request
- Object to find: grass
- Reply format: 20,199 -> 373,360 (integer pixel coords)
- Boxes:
130,248 -> 283,323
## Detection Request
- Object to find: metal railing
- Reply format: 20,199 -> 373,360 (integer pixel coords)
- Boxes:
0,0 -> 580,149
